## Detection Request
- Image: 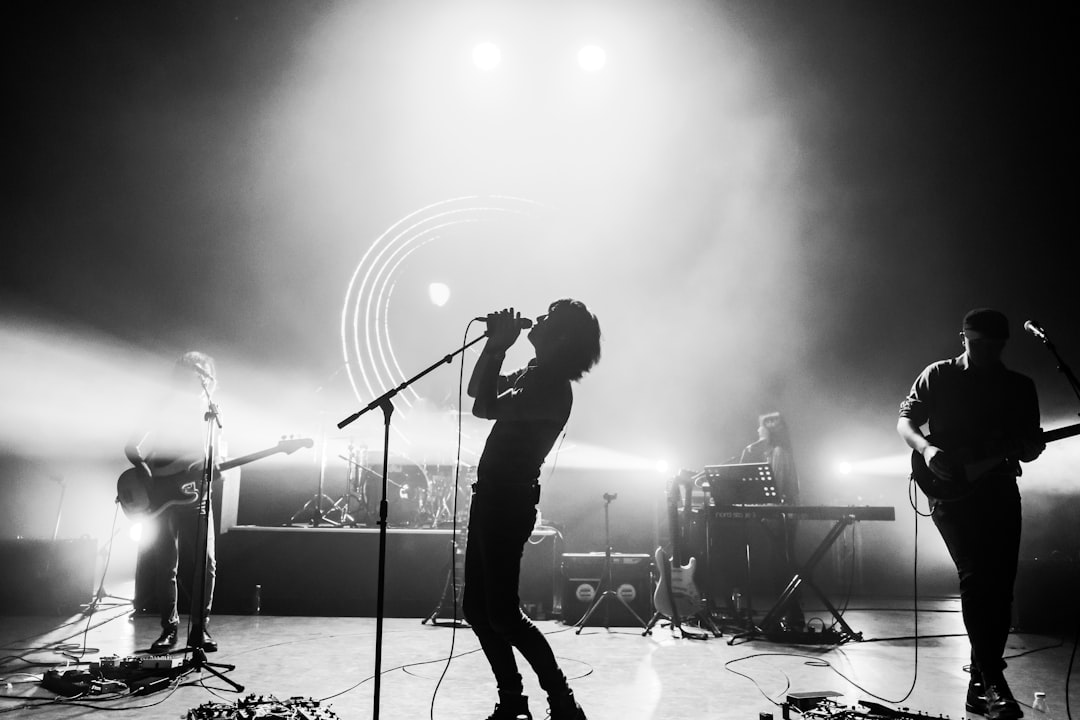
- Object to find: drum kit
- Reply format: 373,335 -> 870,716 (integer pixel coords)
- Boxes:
317,441 -> 476,528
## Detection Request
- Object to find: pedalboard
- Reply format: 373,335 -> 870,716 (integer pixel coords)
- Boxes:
782,696 -> 956,719
40,654 -> 187,697
186,694 -> 340,720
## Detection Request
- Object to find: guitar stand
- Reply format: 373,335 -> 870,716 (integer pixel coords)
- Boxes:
575,493 -> 650,634
728,514 -> 862,645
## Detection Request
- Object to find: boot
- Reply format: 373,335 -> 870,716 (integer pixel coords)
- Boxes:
150,624 -> 178,653
548,690 -> 586,720
484,694 -> 531,720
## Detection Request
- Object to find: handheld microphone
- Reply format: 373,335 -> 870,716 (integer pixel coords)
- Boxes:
474,316 -> 534,329
1023,320 -> 1048,341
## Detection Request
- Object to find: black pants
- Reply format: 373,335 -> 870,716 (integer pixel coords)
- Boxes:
463,483 -> 569,701
153,505 -> 216,629
931,479 -> 1021,684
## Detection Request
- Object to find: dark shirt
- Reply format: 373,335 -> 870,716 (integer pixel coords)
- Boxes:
899,355 -> 1040,478
476,363 -> 571,488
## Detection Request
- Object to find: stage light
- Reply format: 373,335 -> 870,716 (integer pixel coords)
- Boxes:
129,522 -> 144,543
655,459 -> 669,474
472,42 -> 501,71
577,45 -> 606,72
428,282 -> 450,307
837,461 -> 853,476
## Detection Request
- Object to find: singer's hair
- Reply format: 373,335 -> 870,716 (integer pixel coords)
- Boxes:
546,298 -> 601,381
175,351 -> 217,392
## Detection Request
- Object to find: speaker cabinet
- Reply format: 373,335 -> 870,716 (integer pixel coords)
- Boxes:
559,552 -> 653,626
0,538 -> 97,615
1013,558 -> 1080,633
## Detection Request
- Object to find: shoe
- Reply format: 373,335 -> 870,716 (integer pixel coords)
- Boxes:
150,625 -> 178,653
485,695 -> 531,720
984,683 -> 1023,720
547,691 -> 586,720
187,625 -> 218,653
965,679 -> 987,714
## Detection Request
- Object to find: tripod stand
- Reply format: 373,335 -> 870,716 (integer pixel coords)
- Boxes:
289,422 -> 340,527
423,530 -> 468,627
575,493 -> 649,633
81,498 -> 133,615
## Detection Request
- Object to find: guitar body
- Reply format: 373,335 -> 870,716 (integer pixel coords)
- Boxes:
117,437 -> 313,519
912,423 -> 1080,502
653,548 -> 703,620
117,463 -> 203,519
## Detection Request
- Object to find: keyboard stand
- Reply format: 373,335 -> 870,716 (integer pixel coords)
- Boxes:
728,513 -> 863,645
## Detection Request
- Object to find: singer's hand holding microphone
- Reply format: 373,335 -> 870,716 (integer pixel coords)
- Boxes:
478,307 -> 531,353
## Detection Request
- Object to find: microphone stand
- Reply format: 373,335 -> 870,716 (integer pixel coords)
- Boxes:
1032,327 -> 1080,408
337,332 -> 488,720
178,390 -> 242,692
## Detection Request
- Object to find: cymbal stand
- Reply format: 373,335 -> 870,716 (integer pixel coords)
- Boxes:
289,420 -> 339,527
327,443 -> 366,526
575,493 -> 649,633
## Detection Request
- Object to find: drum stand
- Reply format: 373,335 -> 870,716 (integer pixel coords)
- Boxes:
575,493 -> 649,633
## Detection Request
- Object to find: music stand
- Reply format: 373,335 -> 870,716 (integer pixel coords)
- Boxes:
700,462 -> 777,505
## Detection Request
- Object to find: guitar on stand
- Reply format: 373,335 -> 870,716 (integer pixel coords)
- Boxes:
117,437 -> 313,519
647,471 -> 720,638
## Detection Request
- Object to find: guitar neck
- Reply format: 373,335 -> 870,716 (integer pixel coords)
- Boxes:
219,447 -> 283,472
1043,422 -> 1080,444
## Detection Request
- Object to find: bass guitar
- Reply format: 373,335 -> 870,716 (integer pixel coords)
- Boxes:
653,471 -> 704,623
911,422 -> 1080,502
117,436 -> 313,519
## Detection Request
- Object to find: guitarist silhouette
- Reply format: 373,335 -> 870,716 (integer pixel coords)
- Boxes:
897,308 -> 1044,720
125,351 -> 227,655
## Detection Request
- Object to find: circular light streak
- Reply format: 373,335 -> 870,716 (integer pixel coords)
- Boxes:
341,196 -> 548,411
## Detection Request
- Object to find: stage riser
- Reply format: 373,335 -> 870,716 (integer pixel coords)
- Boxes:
207,528 -> 558,618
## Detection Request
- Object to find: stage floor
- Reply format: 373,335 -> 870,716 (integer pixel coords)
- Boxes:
0,592 -> 1073,720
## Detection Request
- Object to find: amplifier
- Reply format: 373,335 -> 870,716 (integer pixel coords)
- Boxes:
559,552 -> 653,626
0,538 -> 97,615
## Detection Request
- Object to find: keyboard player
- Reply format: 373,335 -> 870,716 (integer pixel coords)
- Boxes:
739,411 -> 804,630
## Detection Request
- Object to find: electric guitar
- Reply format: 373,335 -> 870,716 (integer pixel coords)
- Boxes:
117,436 -> 313,519
911,422 -> 1080,502
653,471 -> 704,622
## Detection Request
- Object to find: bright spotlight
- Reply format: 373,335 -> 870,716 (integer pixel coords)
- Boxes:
472,42 -> 501,71
129,522 -> 144,543
577,45 -> 607,72
837,461 -> 853,476
428,282 -> 450,307
655,459 -> 669,474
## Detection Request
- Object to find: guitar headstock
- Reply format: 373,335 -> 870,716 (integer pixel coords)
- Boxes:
277,435 -> 314,454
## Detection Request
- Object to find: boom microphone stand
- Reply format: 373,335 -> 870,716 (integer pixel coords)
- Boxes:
337,332 -> 488,720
